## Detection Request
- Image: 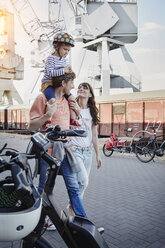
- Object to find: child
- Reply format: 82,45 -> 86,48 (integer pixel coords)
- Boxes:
41,32 -> 79,128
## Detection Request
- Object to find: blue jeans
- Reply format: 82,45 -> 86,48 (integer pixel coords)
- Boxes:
38,157 -> 48,195
38,156 -> 87,218
73,146 -> 92,199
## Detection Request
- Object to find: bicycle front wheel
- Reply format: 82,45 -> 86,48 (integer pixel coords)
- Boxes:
21,236 -> 54,248
103,144 -> 113,157
26,140 -> 39,179
135,137 -> 155,163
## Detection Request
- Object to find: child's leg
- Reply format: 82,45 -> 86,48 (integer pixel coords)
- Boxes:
43,86 -> 56,127
44,86 -> 56,102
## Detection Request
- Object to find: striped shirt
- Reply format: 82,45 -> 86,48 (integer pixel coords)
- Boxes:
41,55 -> 67,84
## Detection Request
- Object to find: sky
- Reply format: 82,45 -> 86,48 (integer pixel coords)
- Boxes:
1,0 -> 165,103
127,0 -> 165,91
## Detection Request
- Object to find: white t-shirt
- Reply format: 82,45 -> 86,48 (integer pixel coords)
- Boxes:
71,108 -> 93,147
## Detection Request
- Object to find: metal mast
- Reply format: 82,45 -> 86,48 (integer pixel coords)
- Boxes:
10,0 -> 62,50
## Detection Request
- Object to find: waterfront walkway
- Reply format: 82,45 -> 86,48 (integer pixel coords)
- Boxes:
0,133 -> 165,248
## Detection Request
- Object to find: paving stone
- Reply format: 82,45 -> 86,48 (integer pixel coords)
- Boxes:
1,134 -> 165,248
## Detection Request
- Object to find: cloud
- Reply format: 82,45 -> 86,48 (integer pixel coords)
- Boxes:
142,72 -> 165,91
140,22 -> 165,35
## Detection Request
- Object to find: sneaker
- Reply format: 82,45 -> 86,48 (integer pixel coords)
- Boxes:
42,120 -> 52,130
70,119 -> 81,128
66,204 -> 75,216
46,223 -> 56,231
97,227 -> 104,234
44,217 -> 56,231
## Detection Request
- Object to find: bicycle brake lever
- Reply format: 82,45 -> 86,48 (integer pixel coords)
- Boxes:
0,143 -> 7,154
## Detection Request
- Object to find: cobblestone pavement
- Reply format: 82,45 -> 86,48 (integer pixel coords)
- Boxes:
0,133 -> 165,248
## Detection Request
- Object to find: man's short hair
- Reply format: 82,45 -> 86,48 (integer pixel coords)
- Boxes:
52,72 -> 76,88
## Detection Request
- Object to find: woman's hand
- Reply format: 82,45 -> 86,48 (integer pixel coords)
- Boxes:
69,100 -> 81,117
96,155 -> 102,169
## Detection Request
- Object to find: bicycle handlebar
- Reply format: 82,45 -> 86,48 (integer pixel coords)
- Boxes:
42,125 -> 87,140
149,126 -> 159,132
31,125 -> 87,154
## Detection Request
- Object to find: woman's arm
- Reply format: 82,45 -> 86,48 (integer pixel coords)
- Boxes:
68,97 -> 81,118
92,124 -> 102,169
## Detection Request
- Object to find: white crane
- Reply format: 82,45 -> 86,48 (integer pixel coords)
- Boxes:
10,0 -> 141,96
9,0 -> 87,93
10,0 -> 65,55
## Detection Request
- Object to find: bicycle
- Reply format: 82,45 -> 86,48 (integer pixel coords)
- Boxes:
1,125 -> 109,248
102,129 -> 137,158
135,126 -> 165,163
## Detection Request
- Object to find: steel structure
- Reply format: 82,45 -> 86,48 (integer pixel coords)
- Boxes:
10,0 -> 64,66
10,0 -> 141,96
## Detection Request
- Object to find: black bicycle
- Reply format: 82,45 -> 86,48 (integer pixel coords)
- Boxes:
0,125 -> 109,248
135,126 -> 165,163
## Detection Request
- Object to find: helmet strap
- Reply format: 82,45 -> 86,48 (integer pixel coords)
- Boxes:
54,43 -> 62,58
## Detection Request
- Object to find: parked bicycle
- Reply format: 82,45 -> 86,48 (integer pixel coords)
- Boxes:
0,125 -> 109,248
102,129 -> 137,157
135,126 -> 165,163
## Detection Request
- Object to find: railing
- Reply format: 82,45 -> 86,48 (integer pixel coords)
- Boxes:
130,75 -> 142,91
108,0 -> 137,3
112,0 -> 136,2
88,0 -> 137,3
110,0 -> 136,2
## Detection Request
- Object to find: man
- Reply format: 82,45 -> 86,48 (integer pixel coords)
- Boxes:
29,72 -> 87,221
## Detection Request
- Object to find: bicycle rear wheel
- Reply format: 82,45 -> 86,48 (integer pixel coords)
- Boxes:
135,137 -> 155,163
103,144 -> 113,157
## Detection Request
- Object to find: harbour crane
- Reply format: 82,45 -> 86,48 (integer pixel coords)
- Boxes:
10,0 -> 141,96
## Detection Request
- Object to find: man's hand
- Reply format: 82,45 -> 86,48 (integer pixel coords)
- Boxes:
46,100 -> 57,118
64,65 -> 72,73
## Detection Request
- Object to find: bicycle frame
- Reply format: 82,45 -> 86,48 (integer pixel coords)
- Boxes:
134,130 -> 165,150
22,152 -> 79,248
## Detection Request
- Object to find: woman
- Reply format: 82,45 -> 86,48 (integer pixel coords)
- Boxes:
70,82 -> 102,201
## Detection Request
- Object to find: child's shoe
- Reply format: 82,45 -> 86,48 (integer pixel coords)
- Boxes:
44,216 -> 56,231
70,119 -> 81,128
42,120 -> 52,130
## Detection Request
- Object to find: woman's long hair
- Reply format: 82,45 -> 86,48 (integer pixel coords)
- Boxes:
76,82 -> 100,125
